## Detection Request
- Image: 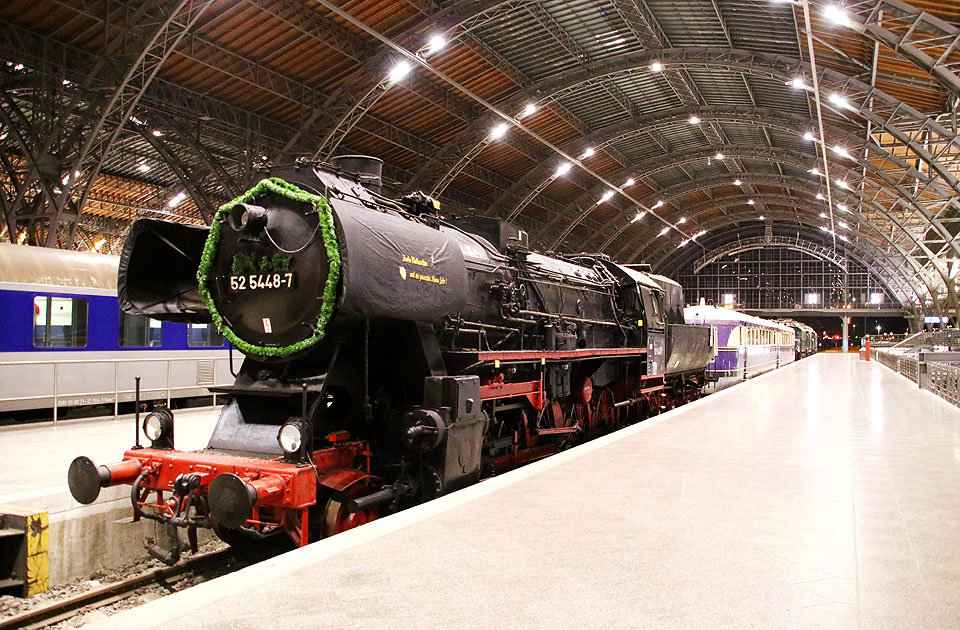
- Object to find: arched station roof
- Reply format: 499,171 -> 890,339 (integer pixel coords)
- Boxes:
0,0 -> 959,313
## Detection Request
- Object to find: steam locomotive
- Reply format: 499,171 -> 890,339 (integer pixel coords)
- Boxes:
67,156 -> 715,563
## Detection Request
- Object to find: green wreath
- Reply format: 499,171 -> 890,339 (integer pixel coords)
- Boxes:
196,177 -> 341,357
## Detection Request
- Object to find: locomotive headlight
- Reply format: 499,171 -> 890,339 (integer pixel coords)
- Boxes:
142,408 -> 174,448
278,420 -> 310,455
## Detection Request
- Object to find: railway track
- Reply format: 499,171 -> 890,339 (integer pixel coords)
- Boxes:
0,539 -> 287,630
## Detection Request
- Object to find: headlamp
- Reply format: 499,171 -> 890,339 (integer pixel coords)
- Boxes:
142,408 -> 174,449
278,420 -> 311,457
278,423 -> 302,453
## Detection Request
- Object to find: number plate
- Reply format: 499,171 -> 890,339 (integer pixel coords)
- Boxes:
229,272 -> 295,292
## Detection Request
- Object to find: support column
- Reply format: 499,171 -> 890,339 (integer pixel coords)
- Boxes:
841,316 -> 849,353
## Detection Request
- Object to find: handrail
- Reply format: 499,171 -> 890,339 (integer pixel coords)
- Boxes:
0,354 -> 230,423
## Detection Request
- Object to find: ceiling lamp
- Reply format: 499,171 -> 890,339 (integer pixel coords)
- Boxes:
555,162 -> 572,176
650,61 -> 663,72
426,34 -> 447,54
823,4 -> 853,27
490,122 -> 509,139
387,60 -> 412,83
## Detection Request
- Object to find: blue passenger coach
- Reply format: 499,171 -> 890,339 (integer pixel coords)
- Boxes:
0,243 -> 231,419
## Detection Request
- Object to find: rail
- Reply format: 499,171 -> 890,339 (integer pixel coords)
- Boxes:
873,347 -> 960,409
0,355 -> 230,423
926,362 -> 960,407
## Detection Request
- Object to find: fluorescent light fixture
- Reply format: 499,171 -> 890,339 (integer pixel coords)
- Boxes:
555,162 -> 572,176
805,293 -> 820,305
426,34 -> 447,54
600,190 -> 614,202
490,122 -> 509,139
823,4 -> 852,27
650,61 -> 663,72
870,293 -> 883,305
722,294 -> 735,306
387,60 -> 412,83
688,115 -> 701,124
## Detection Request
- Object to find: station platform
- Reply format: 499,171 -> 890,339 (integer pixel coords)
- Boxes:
0,407 -> 220,514
94,354 -> 960,629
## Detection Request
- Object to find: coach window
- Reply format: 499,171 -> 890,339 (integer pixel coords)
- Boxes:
119,311 -> 163,347
33,295 -> 88,348
188,323 -> 225,347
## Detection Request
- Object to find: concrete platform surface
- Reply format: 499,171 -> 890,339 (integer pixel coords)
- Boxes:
0,407 -> 220,514
92,355 -> 960,630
